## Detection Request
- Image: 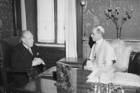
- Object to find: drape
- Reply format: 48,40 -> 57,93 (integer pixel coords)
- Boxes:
37,0 -> 55,42
65,0 -> 77,58
20,0 -> 27,30
57,0 -> 65,44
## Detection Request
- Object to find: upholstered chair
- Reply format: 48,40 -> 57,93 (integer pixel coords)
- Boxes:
0,38 -> 36,93
111,39 -> 132,72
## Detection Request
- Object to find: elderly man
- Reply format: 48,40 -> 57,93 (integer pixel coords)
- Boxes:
84,26 -> 116,83
11,30 -> 45,88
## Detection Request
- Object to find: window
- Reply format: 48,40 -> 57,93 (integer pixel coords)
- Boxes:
37,0 -> 65,45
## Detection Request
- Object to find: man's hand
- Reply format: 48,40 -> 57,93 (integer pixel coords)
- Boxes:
32,57 -> 45,66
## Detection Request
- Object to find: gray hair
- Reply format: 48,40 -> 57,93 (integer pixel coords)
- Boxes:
21,30 -> 32,38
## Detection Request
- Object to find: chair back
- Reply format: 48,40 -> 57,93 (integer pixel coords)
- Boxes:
111,39 -> 132,72
0,37 -> 37,93
0,37 -> 19,86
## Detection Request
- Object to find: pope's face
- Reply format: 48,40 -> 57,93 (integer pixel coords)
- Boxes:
91,28 -> 100,41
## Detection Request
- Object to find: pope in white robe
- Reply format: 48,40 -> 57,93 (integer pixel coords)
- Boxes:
84,26 -> 116,83
85,26 -> 140,87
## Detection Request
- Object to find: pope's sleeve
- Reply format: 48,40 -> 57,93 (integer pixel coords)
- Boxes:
105,45 -> 117,66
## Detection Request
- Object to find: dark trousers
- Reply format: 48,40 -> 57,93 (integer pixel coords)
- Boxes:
12,64 -> 45,87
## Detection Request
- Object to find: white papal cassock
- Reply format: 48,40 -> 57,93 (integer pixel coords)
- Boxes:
86,39 -> 140,87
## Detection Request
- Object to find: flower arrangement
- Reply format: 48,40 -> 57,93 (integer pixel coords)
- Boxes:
104,7 -> 133,39
56,63 -> 73,93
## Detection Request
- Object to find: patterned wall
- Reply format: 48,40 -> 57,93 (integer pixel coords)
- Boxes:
82,0 -> 140,58
83,0 -> 140,40
0,0 -> 15,39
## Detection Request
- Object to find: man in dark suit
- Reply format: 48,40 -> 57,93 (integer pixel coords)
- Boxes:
11,30 -> 45,88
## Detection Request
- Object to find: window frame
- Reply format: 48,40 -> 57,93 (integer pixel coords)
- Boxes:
36,0 -> 65,47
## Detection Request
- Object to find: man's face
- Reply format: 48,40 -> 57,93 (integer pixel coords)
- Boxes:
23,33 -> 34,47
91,28 -> 100,41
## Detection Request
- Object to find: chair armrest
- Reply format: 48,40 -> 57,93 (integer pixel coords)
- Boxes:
6,68 -> 32,74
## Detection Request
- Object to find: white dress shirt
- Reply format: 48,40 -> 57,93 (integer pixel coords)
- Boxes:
23,43 -> 33,55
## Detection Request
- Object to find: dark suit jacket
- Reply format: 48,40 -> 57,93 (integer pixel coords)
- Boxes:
11,43 -> 42,87
11,43 -> 39,72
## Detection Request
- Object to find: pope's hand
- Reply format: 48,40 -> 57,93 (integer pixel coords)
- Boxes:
84,60 -> 94,71
32,57 -> 45,66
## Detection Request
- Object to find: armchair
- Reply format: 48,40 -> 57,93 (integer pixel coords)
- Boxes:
111,39 -> 132,72
128,52 -> 140,75
0,39 -> 36,93
111,39 -> 140,74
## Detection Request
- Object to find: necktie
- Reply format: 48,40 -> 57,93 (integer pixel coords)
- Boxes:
28,48 -> 33,55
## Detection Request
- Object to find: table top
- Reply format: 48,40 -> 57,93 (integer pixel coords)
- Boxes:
58,57 -> 85,63
57,57 -> 86,68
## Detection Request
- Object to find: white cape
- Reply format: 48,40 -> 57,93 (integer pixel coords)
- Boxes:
87,70 -> 140,87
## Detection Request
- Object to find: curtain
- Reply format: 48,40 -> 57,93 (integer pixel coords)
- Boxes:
37,0 -> 55,42
57,0 -> 65,44
20,0 -> 27,30
65,0 -> 77,58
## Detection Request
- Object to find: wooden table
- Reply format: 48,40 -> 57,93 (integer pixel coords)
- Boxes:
56,57 -> 90,93
56,57 -> 140,93
36,68 -> 57,93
